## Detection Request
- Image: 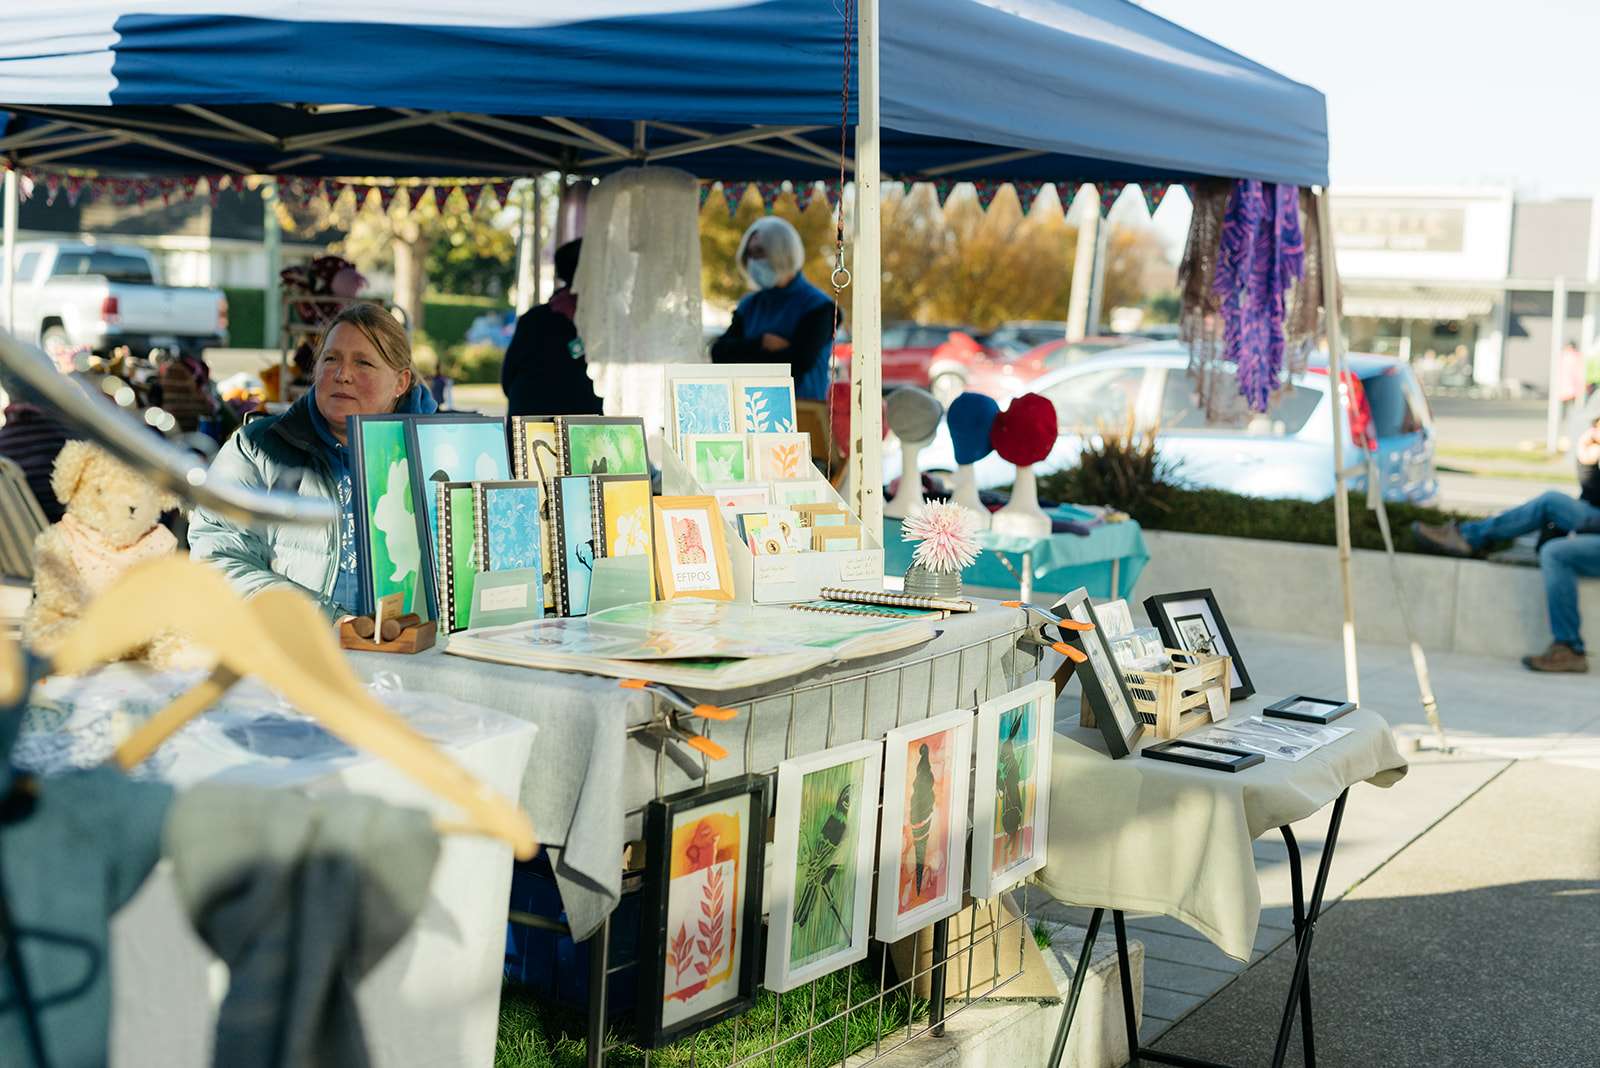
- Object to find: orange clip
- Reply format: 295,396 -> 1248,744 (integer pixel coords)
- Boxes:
1055,618 -> 1095,632
618,678 -> 649,690
691,704 -> 739,722
684,734 -> 729,761
1002,600 -> 1024,608
1052,640 -> 1088,663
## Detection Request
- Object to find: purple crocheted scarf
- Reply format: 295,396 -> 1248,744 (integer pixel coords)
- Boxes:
1213,180 -> 1305,412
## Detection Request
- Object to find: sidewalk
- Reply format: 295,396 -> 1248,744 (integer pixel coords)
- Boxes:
1036,625 -> 1600,1055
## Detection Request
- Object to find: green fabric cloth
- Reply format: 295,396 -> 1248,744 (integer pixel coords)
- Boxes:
883,514 -> 1149,598
163,785 -> 440,1068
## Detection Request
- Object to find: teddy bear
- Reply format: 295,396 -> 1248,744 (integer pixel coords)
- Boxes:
23,440 -> 188,668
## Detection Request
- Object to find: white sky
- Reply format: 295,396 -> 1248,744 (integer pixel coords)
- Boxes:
1140,0 -> 1600,195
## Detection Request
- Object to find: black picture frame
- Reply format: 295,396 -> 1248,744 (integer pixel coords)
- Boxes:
1143,588 -> 1255,701
1051,587 -> 1144,759
1141,738 -> 1264,773
1263,695 -> 1356,725
637,775 -> 770,1048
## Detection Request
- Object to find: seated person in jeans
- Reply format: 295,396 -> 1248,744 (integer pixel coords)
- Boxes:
1413,392 -> 1600,673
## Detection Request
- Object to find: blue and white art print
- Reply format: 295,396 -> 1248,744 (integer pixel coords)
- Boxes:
483,484 -> 542,573
411,417 -> 512,565
736,378 -> 797,434
558,475 -> 597,616
672,379 -> 736,444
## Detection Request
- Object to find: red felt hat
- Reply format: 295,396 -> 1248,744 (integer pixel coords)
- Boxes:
990,392 -> 1057,465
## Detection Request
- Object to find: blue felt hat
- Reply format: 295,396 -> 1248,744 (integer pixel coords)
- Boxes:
947,392 -> 1001,465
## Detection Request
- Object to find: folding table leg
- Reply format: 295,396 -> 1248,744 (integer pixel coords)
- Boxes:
586,916 -> 610,1068
1045,907 -> 1104,1067
1281,824 -> 1316,1068
929,917 -> 951,1036
1114,910 -> 1141,1067
1271,790 -> 1348,1067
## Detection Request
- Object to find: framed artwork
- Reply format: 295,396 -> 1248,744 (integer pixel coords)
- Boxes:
876,708 -> 974,942
749,432 -> 812,481
705,482 -> 772,518
509,415 -> 560,481
653,495 -> 734,601
1054,587 -> 1142,758
434,481 -> 478,633
970,681 -> 1054,898
598,474 -> 655,599
735,378 -> 798,433
671,379 -> 737,445
561,415 -> 650,476
770,479 -> 834,508
350,415 -> 427,618
554,475 -> 598,616
407,415 -> 510,616
638,776 -> 769,1047
473,480 -> 542,574
685,434 -> 751,483
1143,588 -> 1254,700
767,740 -> 883,993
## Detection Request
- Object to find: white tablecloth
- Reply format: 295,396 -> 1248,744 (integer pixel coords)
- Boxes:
16,671 -> 539,1068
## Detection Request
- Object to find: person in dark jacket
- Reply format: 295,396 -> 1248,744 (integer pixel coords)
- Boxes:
0,370 -> 75,523
711,217 -> 836,401
500,239 -> 602,418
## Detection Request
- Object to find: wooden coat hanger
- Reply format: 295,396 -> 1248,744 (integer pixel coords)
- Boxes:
48,556 -> 536,860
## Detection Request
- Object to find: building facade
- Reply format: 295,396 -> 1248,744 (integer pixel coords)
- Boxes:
1332,187 -> 1598,392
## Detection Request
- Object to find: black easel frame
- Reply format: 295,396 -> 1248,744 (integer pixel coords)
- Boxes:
1048,789 -> 1349,1068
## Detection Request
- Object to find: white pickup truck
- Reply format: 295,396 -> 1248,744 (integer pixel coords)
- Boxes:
4,240 -> 228,360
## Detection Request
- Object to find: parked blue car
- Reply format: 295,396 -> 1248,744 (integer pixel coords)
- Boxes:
886,343 -> 1438,504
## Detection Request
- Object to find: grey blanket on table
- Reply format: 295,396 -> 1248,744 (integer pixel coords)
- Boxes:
350,601 -> 1031,939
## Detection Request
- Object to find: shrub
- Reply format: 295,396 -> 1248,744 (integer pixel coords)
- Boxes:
445,341 -> 506,384
1047,412 -> 1183,522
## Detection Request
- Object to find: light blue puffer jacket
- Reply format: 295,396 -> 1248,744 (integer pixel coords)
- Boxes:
187,386 -> 437,619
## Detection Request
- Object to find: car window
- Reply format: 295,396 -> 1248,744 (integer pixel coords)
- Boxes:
880,325 -> 908,349
1362,369 -> 1422,438
52,251 -> 155,283
1045,342 -> 1116,369
12,252 -> 40,284
1159,370 -> 1322,434
1043,365 -> 1147,431
909,326 -> 950,348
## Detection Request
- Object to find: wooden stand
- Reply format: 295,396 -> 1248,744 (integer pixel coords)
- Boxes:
1081,649 -> 1230,740
338,619 -> 437,654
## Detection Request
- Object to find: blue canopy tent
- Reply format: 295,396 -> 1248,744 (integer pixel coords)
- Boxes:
1,2 -> 1357,683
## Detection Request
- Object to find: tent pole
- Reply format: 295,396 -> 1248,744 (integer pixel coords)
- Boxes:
850,0 -> 884,536
1545,276 -> 1567,452
2,167 -> 16,336
261,178 -> 282,357
1318,188 -> 1359,705
516,179 -> 538,315
1064,194 -> 1097,342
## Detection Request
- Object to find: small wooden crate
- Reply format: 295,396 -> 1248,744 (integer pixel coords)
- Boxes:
1080,649 -> 1231,740
338,619 -> 438,655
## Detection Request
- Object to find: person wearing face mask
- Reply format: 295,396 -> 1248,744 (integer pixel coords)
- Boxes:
711,216 -> 836,400
188,302 -> 437,619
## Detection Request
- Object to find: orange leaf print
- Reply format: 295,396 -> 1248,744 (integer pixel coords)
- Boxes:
771,443 -> 801,479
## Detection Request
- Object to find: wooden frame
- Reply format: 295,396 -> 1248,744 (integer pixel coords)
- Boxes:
970,681 -> 1054,898
875,707 -> 974,942
637,775 -> 770,1047
766,740 -> 883,992
1053,587 -> 1141,758
652,495 -> 735,601
1143,588 -> 1255,700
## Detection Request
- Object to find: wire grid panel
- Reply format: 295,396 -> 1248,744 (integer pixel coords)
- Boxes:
606,624 -> 1049,1066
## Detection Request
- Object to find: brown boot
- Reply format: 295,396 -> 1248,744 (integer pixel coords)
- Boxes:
1522,642 -> 1589,673
1411,521 -> 1476,558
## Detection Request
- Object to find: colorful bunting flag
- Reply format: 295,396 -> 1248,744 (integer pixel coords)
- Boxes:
794,180 -> 818,213
1055,181 -> 1079,217
1097,181 -> 1127,217
973,179 -> 1002,211
1140,182 -> 1170,216
722,181 -> 746,217
756,181 -> 785,214
492,181 -> 513,211
698,182 -> 711,210
1014,181 -> 1041,217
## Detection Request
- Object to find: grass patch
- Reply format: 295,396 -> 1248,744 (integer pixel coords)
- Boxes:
1435,464 -> 1573,484
1032,921 -> 1054,951
1436,444 -> 1555,463
497,961 -> 927,1068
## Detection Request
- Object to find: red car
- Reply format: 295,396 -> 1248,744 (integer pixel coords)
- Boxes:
831,321 -> 997,392
961,335 -> 1131,401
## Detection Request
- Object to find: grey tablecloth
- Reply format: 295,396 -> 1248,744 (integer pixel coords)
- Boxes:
1035,707 -> 1408,961
350,601 -> 1033,939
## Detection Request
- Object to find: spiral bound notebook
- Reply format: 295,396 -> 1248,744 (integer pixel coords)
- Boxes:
790,599 -> 948,620
434,481 -> 476,634
552,475 -> 607,617
816,586 -> 975,613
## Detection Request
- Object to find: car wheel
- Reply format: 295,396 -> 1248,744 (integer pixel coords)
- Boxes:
930,371 -> 965,405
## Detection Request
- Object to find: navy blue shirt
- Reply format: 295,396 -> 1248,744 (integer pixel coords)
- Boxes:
711,274 -> 836,401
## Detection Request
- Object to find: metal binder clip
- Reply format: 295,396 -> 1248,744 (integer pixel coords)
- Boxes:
620,680 -> 737,760
1003,602 -> 1090,663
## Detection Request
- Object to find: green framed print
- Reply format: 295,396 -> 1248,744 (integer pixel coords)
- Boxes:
350,414 -> 429,619
561,415 -> 650,476
685,434 -> 751,484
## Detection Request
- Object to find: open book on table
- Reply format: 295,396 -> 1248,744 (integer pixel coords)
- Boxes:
445,600 -> 938,690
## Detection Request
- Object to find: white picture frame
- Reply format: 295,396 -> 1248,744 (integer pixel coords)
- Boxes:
749,432 -> 813,481
875,708 -> 974,943
734,377 -> 799,434
970,681 -> 1055,899
766,740 -> 883,992
684,434 -> 753,483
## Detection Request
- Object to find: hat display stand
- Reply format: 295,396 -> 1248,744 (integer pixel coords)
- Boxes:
945,391 -> 1001,531
949,464 -> 989,529
989,392 -> 1056,539
882,387 -> 944,520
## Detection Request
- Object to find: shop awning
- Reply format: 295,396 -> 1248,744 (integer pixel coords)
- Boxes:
1342,286 -> 1498,321
0,1 -> 1328,186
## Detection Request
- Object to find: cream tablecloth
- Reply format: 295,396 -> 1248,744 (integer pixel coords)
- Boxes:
1035,707 -> 1407,961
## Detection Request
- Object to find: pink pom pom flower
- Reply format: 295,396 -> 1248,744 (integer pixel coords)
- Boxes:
903,500 -> 981,574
